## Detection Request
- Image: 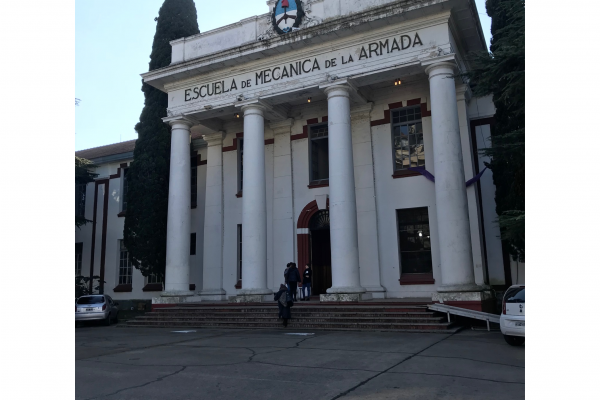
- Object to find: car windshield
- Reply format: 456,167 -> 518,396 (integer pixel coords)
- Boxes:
77,296 -> 105,305
505,287 -> 525,303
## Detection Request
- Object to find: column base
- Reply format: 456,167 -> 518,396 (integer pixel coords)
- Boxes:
326,286 -> 366,294
363,286 -> 386,299
432,289 -> 494,312
152,292 -> 201,305
228,294 -> 272,303
238,288 -> 273,296
200,289 -> 227,301
320,292 -> 373,302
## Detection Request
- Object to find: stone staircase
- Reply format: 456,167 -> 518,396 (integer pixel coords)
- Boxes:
122,302 -> 460,333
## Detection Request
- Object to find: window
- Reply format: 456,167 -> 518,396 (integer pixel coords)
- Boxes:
146,273 -> 163,285
237,138 -> 244,192
191,155 -> 198,207
122,168 -> 129,211
309,124 -> 329,183
396,207 -> 432,274
75,184 -> 86,218
76,296 -> 104,305
118,240 -> 132,285
237,225 -> 242,281
75,242 -> 83,276
190,233 -> 196,255
392,106 -> 424,172
504,287 -> 525,303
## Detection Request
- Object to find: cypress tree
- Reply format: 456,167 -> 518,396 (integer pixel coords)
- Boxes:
124,0 -> 200,279
464,0 -> 525,261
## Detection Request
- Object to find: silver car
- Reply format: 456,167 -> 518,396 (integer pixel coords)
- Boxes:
75,295 -> 119,326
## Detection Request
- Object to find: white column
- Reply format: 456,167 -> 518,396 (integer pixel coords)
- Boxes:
164,119 -> 193,296
200,131 -> 227,300
425,62 -> 477,290
350,104 -> 385,298
239,104 -> 271,296
456,84 -> 486,285
270,119 -> 295,288
324,85 -> 365,294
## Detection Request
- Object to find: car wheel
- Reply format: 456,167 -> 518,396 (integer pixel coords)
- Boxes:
504,335 -> 524,346
104,313 -> 111,326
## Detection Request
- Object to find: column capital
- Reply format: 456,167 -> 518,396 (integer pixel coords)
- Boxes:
240,103 -> 266,116
237,98 -> 288,120
455,84 -> 472,103
163,116 -> 195,128
320,79 -> 367,104
424,61 -> 456,80
202,131 -> 226,147
322,84 -> 351,99
269,118 -> 294,135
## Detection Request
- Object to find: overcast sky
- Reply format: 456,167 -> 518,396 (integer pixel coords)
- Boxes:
75,0 -> 492,151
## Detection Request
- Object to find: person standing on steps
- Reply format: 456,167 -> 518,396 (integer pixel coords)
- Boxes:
286,262 -> 301,301
274,284 -> 292,327
284,262 -> 292,288
302,264 -> 312,301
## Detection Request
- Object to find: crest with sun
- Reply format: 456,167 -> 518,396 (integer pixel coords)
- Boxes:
271,0 -> 305,34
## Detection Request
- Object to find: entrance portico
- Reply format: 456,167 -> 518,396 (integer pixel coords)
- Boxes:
140,0 -> 498,310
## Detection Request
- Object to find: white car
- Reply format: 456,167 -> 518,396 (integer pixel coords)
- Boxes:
499,285 -> 525,346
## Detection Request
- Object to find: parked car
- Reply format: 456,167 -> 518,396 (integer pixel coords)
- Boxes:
499,285 -> 525,346
76,295 -> 119,326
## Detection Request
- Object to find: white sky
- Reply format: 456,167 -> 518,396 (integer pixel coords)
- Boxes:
75,0 -> 492,151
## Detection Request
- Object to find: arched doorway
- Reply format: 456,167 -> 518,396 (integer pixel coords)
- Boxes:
309,210 -> 332,296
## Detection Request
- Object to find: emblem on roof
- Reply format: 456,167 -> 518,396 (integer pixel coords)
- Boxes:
272,0 -> 304,34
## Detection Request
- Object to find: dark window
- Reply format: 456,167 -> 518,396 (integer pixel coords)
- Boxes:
118,240 -> 132,285
147,273 -> 163,284
190,233 -> 196,255
75,242 -> 83,276
504,287 -> 525,303
191,155 -> 198,207
237,224 -> 242,280
396,207 -> 432,274
77,296 -> 105,305
122,169 -> 129,211
238,138 -> 244,192
392,106 -> 424,171
309,124 -> 329,183
76,184 -> 86,217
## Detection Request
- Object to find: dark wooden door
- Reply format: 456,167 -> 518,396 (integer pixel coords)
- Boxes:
310,229 -> 331,296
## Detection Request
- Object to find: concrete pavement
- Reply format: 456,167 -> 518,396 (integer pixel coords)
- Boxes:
76,326 -> 524,400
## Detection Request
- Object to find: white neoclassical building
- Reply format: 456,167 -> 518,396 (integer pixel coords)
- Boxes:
75,0 -> 525,312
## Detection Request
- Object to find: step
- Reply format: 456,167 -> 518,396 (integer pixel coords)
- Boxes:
132,316 -> 445,324
154,306 -> 430,313
119,323 -> 459,334
145,311 -> 437,318
125,318 -> 453,328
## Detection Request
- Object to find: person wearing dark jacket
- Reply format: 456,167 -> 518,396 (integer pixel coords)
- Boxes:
302,264 -> 312,301
274,284 -> 292,327
286,263 -> 301,301
284,263 -> 291,285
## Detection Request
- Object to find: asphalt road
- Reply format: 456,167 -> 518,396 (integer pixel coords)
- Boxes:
76,325 -> 524,400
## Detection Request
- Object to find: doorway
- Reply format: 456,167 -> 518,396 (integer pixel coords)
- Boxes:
309,210 -> 331,296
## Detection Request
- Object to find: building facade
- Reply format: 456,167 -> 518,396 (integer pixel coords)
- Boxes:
75,0 -> 525,311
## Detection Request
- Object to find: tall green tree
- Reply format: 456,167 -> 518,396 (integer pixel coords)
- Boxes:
464,0 -> 525,261
75,156 -> 97,228
123,0 -> 199,279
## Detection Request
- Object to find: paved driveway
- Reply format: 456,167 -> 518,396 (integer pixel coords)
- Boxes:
76,326 -> 524,400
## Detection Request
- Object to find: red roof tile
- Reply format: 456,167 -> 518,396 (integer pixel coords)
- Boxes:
75,132 -> 205,160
